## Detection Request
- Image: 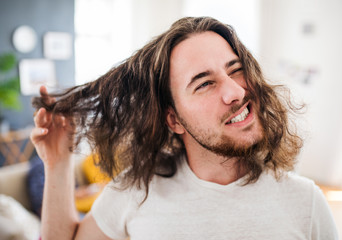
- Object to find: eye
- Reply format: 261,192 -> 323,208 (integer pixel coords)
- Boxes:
195,81 -> 213,91
229,67 -> 243,77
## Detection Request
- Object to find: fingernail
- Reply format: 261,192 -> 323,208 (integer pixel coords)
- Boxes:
42,129 -> 47,134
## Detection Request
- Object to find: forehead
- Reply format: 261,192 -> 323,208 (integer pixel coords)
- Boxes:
169,31 -> 238,85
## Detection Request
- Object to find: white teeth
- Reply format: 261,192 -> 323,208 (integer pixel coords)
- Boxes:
229,107 -> 249,124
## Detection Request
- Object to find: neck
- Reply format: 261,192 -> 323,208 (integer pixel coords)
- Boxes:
185,145 -> 246,185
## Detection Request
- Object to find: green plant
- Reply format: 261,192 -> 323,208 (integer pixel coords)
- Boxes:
0,53 -> 21,115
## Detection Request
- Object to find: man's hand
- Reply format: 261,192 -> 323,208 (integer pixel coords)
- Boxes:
30,86 -> 74,168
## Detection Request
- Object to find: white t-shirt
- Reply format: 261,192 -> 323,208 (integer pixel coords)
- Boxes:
91,159 -> 339,240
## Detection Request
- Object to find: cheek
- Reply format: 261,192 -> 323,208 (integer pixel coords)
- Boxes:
238,79 -> 247,89
181,100 -> 218,126
171,86 -> 221,126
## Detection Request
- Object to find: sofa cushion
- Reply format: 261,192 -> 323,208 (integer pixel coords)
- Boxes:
0,162 -> 31,210
0,194 -> 40,240
27,156 -> 44,217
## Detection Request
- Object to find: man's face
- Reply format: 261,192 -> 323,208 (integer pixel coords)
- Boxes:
167,31 -> 264,157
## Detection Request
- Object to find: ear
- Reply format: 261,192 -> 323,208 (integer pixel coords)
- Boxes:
166,107 -> 185,135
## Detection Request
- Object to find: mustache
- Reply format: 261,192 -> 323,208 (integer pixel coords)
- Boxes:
220,94 -> 252,124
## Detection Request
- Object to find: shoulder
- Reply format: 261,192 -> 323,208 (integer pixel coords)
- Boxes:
98,177 -> 147,206
259,172 -> 339,238
257,172 -> 317,217
279,171 -> 317,192
90,178 -> 146,239
264,171 -> 332,216
280,174 -> 340,238
257,171 -> 318,204
262,171 -> 316,191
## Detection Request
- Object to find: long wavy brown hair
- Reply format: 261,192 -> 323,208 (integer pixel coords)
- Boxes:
32,17 -> 303,196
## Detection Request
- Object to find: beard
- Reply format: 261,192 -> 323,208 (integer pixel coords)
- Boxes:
180,119 -> 265,158
176,97 -> 265,158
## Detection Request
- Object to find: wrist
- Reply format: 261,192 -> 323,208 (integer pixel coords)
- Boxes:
44,156 -> 74,173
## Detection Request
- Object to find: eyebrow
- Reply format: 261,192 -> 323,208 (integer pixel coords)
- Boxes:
187,59 -> 242,88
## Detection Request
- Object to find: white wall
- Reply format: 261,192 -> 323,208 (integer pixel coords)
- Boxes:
259,0 -> 342,187
131,0 -> 184,51
75,0 -> 261,84
75,0 -> 184,84
130,0 -> 261,56
183,0 -> 260,56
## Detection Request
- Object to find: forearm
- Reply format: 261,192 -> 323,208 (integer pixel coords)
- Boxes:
41,159 -> 79,240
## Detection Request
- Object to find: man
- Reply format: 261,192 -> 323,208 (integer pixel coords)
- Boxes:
31,17 -> 338,239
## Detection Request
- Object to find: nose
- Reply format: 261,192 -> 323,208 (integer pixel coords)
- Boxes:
220,76 -> 246,105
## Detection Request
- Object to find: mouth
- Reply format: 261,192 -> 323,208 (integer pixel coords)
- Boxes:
225,103 -> 251,125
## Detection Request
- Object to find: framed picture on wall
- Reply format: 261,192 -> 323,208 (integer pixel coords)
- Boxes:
43,32 -> 73,60
19,59 -> 57,96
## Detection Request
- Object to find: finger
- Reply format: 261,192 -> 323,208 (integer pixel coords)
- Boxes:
34,108 -> 52,127
34,108 -> 45,126
53,115 -> 66,128
40,85 -> 56,105
55,115 -> 76,137
30,127 -> 49,142
39,85 -> 48,96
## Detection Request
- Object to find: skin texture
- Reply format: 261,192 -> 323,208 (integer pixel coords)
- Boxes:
166,32 -> 264,184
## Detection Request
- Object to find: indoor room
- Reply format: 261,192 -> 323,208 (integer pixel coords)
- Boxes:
0,0 -> 341,239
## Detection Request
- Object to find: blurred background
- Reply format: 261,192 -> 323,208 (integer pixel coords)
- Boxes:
0,0 -> 341,237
